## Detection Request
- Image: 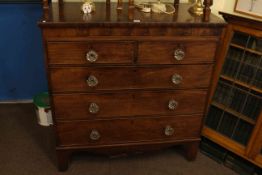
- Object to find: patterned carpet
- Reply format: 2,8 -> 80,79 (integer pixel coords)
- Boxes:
0,103 -> 238,175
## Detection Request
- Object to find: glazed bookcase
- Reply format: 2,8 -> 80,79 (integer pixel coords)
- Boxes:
202,12 -> 262,168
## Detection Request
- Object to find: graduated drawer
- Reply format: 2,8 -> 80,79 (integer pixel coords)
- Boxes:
47,41 -> 135,65
138,41 -> 217,64
56,115 -> 202,146
49,65 -> 213,92
53,90 -> 207,120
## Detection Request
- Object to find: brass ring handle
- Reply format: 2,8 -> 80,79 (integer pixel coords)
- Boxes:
174,48 -> 185,61
168,99 -> 178,110
86,50 -> 98,63
89,102 -> 99,114
164,125 -> 175,136
172,74 -> 183,85
86,75 -> 98,87
90,129 -> 101,140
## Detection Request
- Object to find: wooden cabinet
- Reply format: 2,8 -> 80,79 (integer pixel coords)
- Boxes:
202,12 -> 262,168
39,1 -> 226,171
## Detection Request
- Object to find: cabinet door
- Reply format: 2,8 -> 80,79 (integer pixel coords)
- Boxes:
202,24 -> 262,167
248,112 -> 262,165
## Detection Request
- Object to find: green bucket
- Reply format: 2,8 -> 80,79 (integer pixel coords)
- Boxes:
33,92 -> 50,108
33,92 -> 52,126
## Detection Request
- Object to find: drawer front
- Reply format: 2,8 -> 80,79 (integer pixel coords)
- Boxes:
56,115 -> 202,146
53,90 -> 207,120
47,41 -> 135,64
50,65 -> 213,92
138,41 -> 217,64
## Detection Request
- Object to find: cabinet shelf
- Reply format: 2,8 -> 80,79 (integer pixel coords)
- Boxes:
202,127 -> 262,168
230,43 -> 262,56
211,101 -> 256,125
220,74 -> 262,94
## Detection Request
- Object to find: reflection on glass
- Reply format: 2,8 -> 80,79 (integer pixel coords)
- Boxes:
217,112 -> 238,138
231,32 -> 249,47
222,44 -> 261,87
243,52 -> 260,66
222,47 -> 243,78
229,88 -> 247,113
237,63 -> 254,84
252,69 -> 262,88
232,119 -> 253,145
227,46 -> 243,61
205,106 -> 223,130
242,92 -> 262,121
213,81 -> 232,106
247,37 -> 262,52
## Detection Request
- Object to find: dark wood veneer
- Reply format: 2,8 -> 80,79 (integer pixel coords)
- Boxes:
49,65 -> 213,92
53,90 -> 207,120
47,41 -> 135,64
138,41 -> 217,64
56,115 -> 202,146
39,1 -> 226,171
219,12 -> 262,31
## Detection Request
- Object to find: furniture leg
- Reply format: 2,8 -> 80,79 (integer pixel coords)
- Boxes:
183,141 -> 199,161
56,149 -> 72,171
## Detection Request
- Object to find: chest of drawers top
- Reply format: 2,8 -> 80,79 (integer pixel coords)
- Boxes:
39,2 -> 226,37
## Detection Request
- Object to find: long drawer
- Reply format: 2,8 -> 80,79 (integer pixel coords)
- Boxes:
47,41 -> 135,65
53,90 -> 207,120
56,115 -> 202,146
49,65 -> 213,92
138,41 -> 217,64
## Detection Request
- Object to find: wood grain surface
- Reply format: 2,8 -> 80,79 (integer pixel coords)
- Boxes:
47,41 -> 135,64
49,65 -> 213,92
56,115 -> 202,146
53,90 -> 207,120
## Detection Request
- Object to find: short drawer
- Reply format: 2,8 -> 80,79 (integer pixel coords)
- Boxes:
47,41 -> 135,64
49,65 -> 213,92
53,90 -> 207,120
56,115 -> 202,146
138,41 -> 217,64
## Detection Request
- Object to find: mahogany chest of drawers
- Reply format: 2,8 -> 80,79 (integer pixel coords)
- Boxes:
39,2 -> 226,171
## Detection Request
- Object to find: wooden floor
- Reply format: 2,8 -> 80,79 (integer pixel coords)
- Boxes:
0,103 -> 238,175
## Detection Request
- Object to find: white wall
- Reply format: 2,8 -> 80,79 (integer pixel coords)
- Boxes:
211,0 -> 226,16
215,0 -> 261,20
206,0 -> 237,17
221,0 -> 236,13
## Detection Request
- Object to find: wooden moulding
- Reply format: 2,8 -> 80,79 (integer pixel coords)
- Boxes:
202,127 -> 262,168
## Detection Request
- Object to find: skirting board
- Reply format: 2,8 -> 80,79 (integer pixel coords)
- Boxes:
0,99 -> 33,104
